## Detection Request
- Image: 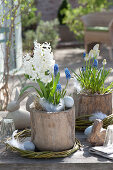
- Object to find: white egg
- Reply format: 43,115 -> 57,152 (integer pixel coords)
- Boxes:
64,96 -> 74,108
84,125 -> 93,137
23,141 -> 35,151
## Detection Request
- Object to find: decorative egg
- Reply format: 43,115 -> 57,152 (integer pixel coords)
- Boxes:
23,141 -> 35,151
84,125 -> 93,137
64,96 -> 74,108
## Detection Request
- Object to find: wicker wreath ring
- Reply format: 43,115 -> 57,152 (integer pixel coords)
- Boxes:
6,129 -> 81,159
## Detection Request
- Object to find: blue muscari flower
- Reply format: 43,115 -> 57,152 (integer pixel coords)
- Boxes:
65,68 -> 71,80
82,66 -> 86,72
93,59 -> 98,67
54,64 -> 59,76
83,52 -> 86,58
56,83 -> 61,92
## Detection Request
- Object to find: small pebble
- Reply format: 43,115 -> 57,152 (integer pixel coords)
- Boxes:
64,96 -> 74,108
23,141 -> 35,151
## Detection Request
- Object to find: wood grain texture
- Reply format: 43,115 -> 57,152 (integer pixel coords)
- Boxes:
73,92 -> 112,118
0,131 -> 113,169
30,106 -> 75,151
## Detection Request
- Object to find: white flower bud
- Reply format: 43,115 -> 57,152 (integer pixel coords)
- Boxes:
109,68 -> 113,72
88,50 -> 94,59
102,59 -> 107,65
93,44 -> 99,51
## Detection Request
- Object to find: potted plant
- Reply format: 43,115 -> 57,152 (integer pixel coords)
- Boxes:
73,44 -> 113,118
20,41 -> 75,151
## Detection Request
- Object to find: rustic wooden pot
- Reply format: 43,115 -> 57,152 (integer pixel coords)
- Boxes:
73,92 -> 112,118
28,106 -> 75,151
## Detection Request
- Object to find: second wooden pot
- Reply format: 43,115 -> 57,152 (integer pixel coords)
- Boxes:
73,92 -> 112,118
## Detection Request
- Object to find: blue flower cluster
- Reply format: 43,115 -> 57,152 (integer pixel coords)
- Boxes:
56,83 -> 62,92
83,52 -> 86,58
93,59 -> 98,68
54,64 -> 71,93
54,64 -> 59,77
65,68 -> 71,80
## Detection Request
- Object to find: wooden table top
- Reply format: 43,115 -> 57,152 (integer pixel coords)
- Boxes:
0,132 -> 113,170
0,111 -> 113,170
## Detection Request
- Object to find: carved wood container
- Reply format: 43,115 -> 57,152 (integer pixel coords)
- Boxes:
29,106 -> 75,151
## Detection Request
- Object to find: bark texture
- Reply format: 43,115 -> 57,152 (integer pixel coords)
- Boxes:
73,92 -> 112,118
30,106 -> 75,151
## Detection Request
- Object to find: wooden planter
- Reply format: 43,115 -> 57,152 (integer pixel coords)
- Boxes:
29,106 -> 75,151
73,92 -> 112,118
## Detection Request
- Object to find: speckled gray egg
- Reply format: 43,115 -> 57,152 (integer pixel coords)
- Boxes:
23,141 -> 35,151
64,96 -> 74,108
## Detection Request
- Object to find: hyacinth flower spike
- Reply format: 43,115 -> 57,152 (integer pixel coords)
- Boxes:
83,52 -> 86,58
54,64 -> 59,77
56,83 -> 62,92
60,68 -> 71,97
93,59 -> 98,68
65,68 -> 71,80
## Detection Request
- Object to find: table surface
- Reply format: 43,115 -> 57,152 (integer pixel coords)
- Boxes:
0,112 -> 113,170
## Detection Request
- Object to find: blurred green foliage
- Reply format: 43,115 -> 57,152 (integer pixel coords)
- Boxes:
57,0 -> 70,25
62,0 -> 113,40
36,19 -> 59,49
21,0 -> 41,32
23,30 -> 36,50
23,19 -> 60,50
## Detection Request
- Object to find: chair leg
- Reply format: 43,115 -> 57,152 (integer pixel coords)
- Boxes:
108,47 -> 112,60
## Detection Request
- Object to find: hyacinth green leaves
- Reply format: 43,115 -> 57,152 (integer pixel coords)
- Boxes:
20,66 -> 70,105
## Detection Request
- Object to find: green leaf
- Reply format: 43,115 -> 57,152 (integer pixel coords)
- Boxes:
49,72 -> 60,100
37,79 -> 47,99
20,85 -> 43,98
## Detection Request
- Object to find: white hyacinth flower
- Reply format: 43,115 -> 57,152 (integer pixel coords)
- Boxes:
23,41 -> 55,84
